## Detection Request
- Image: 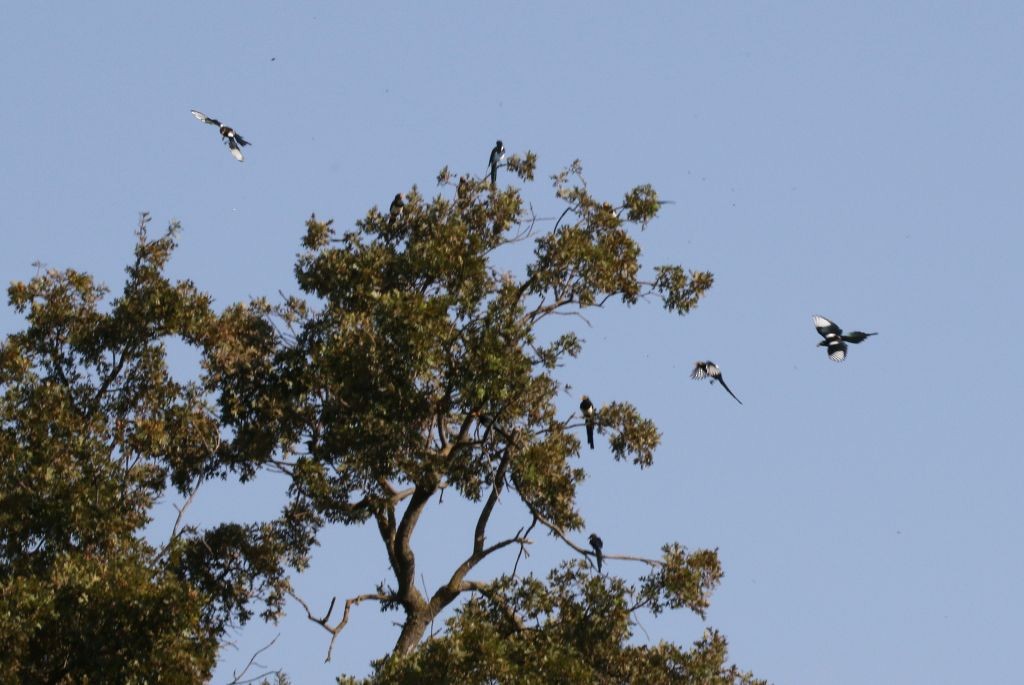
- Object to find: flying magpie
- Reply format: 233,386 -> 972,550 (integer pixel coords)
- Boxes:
191,110 -> 251,162
812,315 -> 877,362
690,361 -> 742,405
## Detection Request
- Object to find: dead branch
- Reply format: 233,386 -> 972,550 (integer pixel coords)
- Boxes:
289,589 -> 389,663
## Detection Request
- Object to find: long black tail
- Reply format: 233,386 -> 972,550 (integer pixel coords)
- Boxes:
718,379 -> 742,405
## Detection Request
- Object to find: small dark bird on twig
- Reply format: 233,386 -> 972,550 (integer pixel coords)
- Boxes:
588,533 -> 604,573
690,361 -> 742,405
488,140 -> 505,187
579,395 -> 595,449
388,193 -> 404,225
812,315 -> 877,362
191,110 -> 251,161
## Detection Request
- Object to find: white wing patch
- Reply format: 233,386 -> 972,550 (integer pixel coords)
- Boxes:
812,315 -> 834,330
191,110 -> 210,123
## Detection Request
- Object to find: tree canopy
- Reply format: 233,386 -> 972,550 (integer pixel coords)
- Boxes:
0,154 -> 762,684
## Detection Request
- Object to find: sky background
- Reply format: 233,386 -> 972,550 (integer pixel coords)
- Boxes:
2,2 -> 1023,683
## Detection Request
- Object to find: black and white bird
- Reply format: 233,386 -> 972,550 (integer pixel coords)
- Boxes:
488,140 -> 505,187
690,361 -> 742,405
388,193 -> 404,225
579,395 -> 595,449
812,315 -> 877,362
588,533 -> 604,573
191,110 -> 251,161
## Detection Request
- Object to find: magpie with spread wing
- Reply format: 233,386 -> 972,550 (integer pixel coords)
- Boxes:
191,110 -> 251,161
812,315 -> 877,362
579,395 -> 595,449
690,361 -> 742,405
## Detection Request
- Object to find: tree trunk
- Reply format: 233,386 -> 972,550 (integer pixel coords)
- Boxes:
393,609 -> 432,655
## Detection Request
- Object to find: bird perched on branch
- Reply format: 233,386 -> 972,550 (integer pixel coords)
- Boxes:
690,361 -> 742,405
588,533 -> 604,573
579,396 -> 595,449
812,315 -> 877,362
488,140 -> 505,187
388,193 -> 404,225
191,110 -> 251,161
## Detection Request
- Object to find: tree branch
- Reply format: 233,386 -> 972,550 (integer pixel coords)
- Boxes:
460,579 -> 527,632
226,633 -> 281,685
288,590 -> 388,662
393,483 -> 437,607
518,494 -> 663,570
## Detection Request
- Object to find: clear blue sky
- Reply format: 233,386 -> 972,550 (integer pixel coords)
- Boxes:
3,2 -> 1023,682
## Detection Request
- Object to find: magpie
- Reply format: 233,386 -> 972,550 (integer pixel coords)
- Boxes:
388,193 -> 404,225
488,140 -> 505,187
812,315 -> 877,362
588,533 -> 604,573
579,395 -> 595,449
191,110 -> 251,162
690,361 -> 742,405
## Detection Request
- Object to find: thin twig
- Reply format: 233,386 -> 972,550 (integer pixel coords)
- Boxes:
512,516 -> 539,578
226,633 -> 280,685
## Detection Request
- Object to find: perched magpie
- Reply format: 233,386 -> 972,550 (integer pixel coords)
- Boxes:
488,140 -> 505,187
388,193 -> 404,225
690,361 -> 742,405
812,315 -> 877,362
579,395 -> 595,449
588,533 -> 604,573
191,110 -> 251,162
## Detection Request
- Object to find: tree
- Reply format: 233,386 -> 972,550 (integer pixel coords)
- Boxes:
0,218 -> 291,683
0,153 -> 760,683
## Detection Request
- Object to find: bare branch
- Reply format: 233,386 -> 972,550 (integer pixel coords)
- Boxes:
155,479 -> 203,560
512,516 -> 539,577
226,633 -> 280,685
289,589 -> 389,662
518,495 -> 663,570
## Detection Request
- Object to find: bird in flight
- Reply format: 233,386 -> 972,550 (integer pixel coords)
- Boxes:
191,110 -> 251,161
388,193 -> 404,225
588,533 -> 604,573
812,315 -> 877,362
488,140 -> 505,187
579,395 -> 595,449
690,361 -> 742,405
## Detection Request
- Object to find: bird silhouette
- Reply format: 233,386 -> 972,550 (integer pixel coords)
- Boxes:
488,140 -> 505,187
812,315 -> 877,362
191,110 -> 251,161
388,193 -> 404,225
690,361 -> 742,405
579,396 -> 595,449
588,533 -> 604,573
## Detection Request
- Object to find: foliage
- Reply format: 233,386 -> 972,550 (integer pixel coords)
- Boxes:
351,562 -> 764,685
0,153 -> 755,682
0,217 -> 290,683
